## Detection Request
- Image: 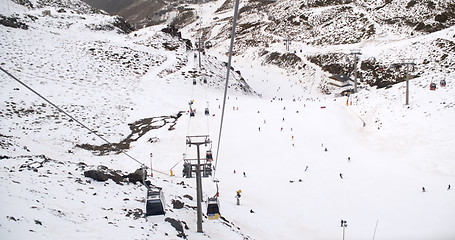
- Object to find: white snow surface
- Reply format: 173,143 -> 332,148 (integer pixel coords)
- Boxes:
1,0 -> 455,240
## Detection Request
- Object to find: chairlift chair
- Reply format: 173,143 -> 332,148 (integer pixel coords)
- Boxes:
206,150 -> 213,161
440,79 -> 446,87
202,162 -> 213,177
207,197 -> 220,220
183,162 -> 191,178
145,189 -> 165,216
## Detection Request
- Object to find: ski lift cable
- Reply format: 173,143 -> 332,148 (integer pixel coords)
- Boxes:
205,74 -> 210,134
212,0 -> 241,180
0,66 -> 169,176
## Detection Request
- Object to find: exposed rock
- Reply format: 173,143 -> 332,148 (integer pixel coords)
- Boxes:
125,208 -> 144,219
162,25 -> 182,39
264,52 -> 302,68
172,199 -> 184,209
170,9 -> 196,29
77,114 -> 181,155
435,13 -> 448,23
126,168 -> 145,184
0,15 -> 29,30
12,0 -> 33,8
165,217 -> 187,239
183,194 -> 193,201
112,16 -> 134,34
84,169 -> 109,182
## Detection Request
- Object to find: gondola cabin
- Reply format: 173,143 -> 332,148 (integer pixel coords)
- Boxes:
207,197 -> 220,220
146,189 -> 165,216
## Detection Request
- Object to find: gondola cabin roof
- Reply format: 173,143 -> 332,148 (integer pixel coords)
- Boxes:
329,74 -> 352,82
147,189 -> 163,200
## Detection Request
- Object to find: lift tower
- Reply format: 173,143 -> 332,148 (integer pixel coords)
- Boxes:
350,49 -> 362,93
399,59 -> 415,105
186,135 -> 211,233
284,38 -> 291,52
196,36 -> 204,69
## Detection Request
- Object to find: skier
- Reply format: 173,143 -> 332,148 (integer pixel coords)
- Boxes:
236,190 -> 242,205
348,157 -> 351,162
305,166 -> 308,171
250,209 -> 255,213
258,127 -> 261,131
243,172 -> 246,177
448,184 -> 451,190
422,187 -> 426,192
339,173 -> 343,179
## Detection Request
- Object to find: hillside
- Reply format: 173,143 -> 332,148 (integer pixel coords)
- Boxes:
80,0 -> 455,92
1,0 -> 455,240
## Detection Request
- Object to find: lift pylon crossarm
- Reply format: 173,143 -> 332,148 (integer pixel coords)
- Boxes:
186,135 -> 211,146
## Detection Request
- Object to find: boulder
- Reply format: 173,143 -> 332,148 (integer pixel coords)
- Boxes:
84,170 -> 109,182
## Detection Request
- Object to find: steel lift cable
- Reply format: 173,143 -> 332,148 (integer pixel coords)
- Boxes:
212,0 -> 241,180
0,66 -> 169,176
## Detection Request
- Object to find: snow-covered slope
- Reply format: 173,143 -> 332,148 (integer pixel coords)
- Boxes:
178,0 -> 455,94
1,0 -> 455,240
